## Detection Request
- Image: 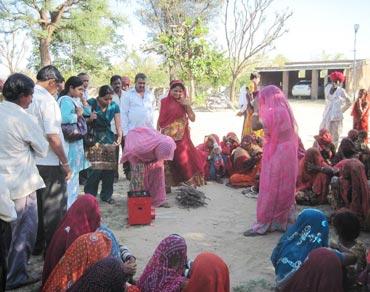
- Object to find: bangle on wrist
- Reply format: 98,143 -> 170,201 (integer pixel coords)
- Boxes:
60,162 -> 69,166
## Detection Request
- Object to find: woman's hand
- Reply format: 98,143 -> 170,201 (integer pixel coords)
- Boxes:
76,107 -> 83,117
179,96 -> 191,107
114,136 -> 122,146
88,111 -> 97,123
123,259 -> 137,276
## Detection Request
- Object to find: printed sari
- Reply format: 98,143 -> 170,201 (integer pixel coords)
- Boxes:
42,232 -> 111,292
137,234 -> 187,292
42,195 -> 101,284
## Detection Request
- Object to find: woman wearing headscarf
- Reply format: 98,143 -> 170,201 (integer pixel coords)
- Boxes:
122,127 -> 176,208
237,72 -> 264,139
42,195 -> 136,284
320,71 -> 351,147
329,159 -> 370,225
42,232 -> 112,292
228,134 -> 262,188
271,209 -> 351,292
183,252 -> 230,292
331,137 -> 358,166
220,132 -> 240,176
42,194 -> 101,283
197,134 -> 226,182
313,128 -> 336,164
295,148 -> 337,206
352,89 -> 369,143
158,80 -> 205,187
244,85 -> 299,236
137,234 -> 187,292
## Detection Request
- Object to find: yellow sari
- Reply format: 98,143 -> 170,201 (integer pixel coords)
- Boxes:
241,81 -> 263,138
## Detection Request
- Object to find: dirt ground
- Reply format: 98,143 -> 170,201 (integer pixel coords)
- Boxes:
12,99 -> 370,292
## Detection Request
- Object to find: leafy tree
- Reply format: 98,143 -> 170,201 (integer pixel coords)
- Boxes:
0,0 -> 124,68
150,17 -> 227,99
120,50 -> 168,88
137,0 -> 222,80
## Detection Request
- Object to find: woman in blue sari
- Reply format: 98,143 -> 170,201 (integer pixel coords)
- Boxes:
59,76 -> 91,208
84,85 -> 122,204
271,208 -> 355,291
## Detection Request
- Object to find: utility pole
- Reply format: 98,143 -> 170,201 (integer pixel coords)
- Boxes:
353,24 -> 359,101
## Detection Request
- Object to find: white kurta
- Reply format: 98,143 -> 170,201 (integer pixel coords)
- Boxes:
320,84 -> 351,146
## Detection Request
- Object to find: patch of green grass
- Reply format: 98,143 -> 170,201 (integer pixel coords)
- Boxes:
233,279 -> 274,292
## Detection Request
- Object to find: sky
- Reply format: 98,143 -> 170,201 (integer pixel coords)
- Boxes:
116,0 -> 370,61
1,0 -> 369,77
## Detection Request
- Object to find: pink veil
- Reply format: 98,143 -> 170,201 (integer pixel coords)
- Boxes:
258,85 -> 298,155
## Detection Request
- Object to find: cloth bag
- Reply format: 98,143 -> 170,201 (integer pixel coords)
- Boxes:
86,144 -> 117,170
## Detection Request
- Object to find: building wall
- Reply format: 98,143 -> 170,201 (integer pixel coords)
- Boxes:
345,61 -> 370,98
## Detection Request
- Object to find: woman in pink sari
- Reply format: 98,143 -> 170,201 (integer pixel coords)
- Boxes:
244,85 -> 299,236
122,127 -> 176,208
158,80 -> 205,187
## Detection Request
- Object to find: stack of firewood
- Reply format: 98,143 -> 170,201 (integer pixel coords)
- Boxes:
175,185 -> 209,208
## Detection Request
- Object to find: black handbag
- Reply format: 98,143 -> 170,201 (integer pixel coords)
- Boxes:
59,97 -> 87,142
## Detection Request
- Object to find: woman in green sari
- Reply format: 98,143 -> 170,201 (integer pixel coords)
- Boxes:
84,85 -> 122,204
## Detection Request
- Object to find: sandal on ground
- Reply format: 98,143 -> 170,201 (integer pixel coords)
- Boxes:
243,229 -> 265,237
102,198 -> 115,205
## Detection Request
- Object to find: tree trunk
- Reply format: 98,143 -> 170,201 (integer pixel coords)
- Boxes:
229,75 -> 238,103
168,63 -> 176,82
39,37 -> 52,67
189,78 -> 195,102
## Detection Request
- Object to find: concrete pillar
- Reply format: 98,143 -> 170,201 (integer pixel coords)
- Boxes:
311,69 -> 319,100
282,71 -> 289,98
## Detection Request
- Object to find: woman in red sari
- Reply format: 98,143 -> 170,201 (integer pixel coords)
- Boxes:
352,89 -> 369,142
158,80 -> 205,187
329,159 -> 370,224
313,128 -> 336,165
295,148 -> 337,205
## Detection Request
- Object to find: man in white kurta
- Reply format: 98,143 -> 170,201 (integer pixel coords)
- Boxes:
120,73 -> 155,135
320,81 -> 351,147
120,73 -> 155,180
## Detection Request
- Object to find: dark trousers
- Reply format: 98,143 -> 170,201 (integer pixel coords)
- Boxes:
0,220 -> 11,292
84,169 -> 114,201
34,165 -> 67,253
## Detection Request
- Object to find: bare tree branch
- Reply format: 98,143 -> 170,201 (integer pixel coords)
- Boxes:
224,0 -> 292,101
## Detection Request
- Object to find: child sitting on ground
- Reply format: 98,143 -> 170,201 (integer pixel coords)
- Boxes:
330,210 -> 367,290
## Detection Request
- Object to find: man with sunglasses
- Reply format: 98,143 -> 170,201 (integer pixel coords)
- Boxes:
27,65 -> 71,256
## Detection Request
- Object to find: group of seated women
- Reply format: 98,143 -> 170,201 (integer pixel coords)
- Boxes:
197,132 -> 263,189
295,128 -> 370,229
41,194 -> 230,292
